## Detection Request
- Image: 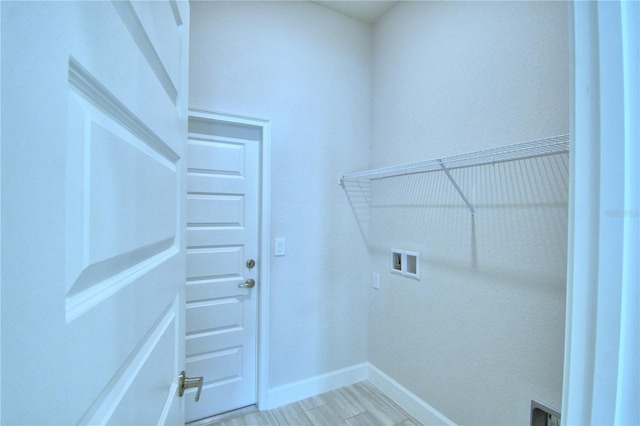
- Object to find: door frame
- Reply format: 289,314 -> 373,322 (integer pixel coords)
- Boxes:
563,1 -> 639,423
187,109 -> 271,413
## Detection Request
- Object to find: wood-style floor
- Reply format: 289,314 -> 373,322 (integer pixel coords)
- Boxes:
206,381 -> 421,426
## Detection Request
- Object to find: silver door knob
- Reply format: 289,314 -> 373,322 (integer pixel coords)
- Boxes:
239,278 -> 255,289
178,371 -> 203,402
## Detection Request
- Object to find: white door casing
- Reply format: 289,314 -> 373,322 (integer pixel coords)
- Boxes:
185,110 -> 270,422
1,1 -> 189,424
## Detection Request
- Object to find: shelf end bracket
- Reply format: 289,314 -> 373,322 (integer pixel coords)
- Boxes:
438,160 -> 475,217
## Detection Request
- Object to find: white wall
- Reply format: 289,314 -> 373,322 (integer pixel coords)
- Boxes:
189,1 -> 372,389
372,1 -> 569,166
369,2 -> 569,425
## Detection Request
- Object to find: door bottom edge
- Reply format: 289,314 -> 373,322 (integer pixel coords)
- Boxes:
187,404 -> 257,426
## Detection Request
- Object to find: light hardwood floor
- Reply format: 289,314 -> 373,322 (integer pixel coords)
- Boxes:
205,381 -> 421,426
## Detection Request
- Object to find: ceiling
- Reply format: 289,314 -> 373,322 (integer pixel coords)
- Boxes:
312,1 -> 400,23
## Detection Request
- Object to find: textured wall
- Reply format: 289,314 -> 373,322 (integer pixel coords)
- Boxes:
369,2 -> 569,424
372,1 -> 569,165
189,1 -> 372,388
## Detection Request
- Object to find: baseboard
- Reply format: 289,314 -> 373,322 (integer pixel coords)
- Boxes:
263,362 -> 369,410
367,363 -> 456,426
262,362 -> 455,425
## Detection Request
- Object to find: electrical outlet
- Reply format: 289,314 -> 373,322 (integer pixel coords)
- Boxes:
372,273 -> 380,290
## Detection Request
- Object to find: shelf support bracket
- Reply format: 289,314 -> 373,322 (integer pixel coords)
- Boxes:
438,160 -> 475,217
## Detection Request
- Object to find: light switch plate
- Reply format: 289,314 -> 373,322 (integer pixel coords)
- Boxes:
274,238 -> 285,256
372,273 -> 380,290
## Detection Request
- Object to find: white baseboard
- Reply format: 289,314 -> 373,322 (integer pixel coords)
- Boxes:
262,362 -> 455,425
367,363 -> 456,426
263,362 -> 369,410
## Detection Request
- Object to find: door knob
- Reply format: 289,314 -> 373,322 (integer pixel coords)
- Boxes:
239,278 -> 255,289
178,371 -> 203,402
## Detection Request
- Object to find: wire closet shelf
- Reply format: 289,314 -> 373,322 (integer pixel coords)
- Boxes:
339,134 -> 570,218
339,134 -> 569,183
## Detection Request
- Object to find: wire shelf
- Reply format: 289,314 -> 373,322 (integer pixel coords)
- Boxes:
340,134 -> 569,183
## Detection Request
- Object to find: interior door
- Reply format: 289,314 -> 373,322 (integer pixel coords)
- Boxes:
185,110 -> 261,422
1,1 -> 189,424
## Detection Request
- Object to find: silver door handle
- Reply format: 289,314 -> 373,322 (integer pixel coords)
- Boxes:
239,279 -> 255,289
178,371 -> 203,402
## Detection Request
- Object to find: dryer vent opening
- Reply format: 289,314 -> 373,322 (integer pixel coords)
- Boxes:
531,400 -> 560,426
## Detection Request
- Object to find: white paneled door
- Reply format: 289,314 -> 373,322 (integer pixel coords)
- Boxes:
185,111 -> 263,422
1,1 -> 189,424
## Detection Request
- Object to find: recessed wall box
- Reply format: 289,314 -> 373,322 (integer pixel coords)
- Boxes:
391,249 -> 404,275
531,400 -> 560,426
391,249 -> 420,279
405,251 -> 420,280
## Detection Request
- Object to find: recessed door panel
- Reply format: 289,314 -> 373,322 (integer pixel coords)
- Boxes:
186,278 -> 244,302
186,348 -> 243,386
187,247 -> 243,280
188,139 -> 245,176
186,299 -> 243,335
187,194 -> 244,227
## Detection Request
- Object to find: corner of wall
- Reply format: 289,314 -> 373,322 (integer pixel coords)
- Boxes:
262,362 -> 457,426
367,364 -> 456,426
262,363 -> 369,410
